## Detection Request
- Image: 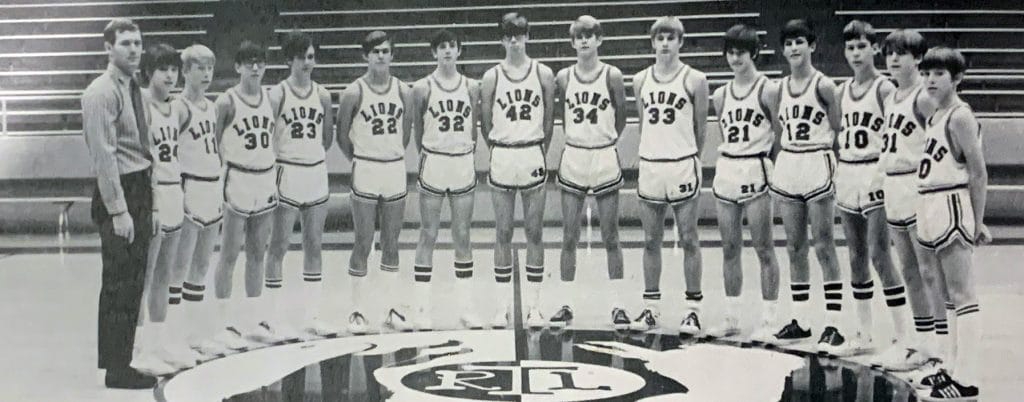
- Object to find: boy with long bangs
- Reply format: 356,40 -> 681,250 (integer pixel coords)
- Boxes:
707,24 -> 783,340
874,29 -> 948,373
263,30 -> 338,339
630,16 -> 708,335
552,15 -> 628,329
833,20 -> 913,357
767,19 -> 851,350
336,31 -> 415,333
412,29 -> 483,330
480,12 -> 556,329
914,46 -> 987,401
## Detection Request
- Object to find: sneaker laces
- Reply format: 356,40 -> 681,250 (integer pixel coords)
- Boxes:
612,308 -> 629,323
387,308 -> 407,324
225,326 -> 243,337
349,312 -> 367,324
634,309 -> 656,325
923,368 -> 952,386
682,312 -> 700,328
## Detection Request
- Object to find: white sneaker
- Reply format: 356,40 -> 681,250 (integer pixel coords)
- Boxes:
705,315 -> 741,338
490,308 -> 510,329
191,338 -> 232,359
749,322 -> 777,345
384,308 -> 414,332
851,331 -> 875,355
348,312 -> 370,335
304,318 -> 342,339
629,308 -> 660,332
872,343 -> 930,372
460,313 -> 483,330
611,308 -> 631,331
130,353 -> 178,377
415,311 -> 433,331
548,305 -> 574,329
164,343 -> 202,369
246,321 -> 291,345
678,310 -> 702,336
526,307 -> 545,329
212,327 -> 252,351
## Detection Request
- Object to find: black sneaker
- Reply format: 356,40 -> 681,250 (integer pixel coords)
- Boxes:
816,326 -> 852,357
773,319 -> 812,345
612,308 -> 631,330
549,305 -> 573,328
922,368 -> 954,389
929,372 -> 979,401
678,311 -> 702,336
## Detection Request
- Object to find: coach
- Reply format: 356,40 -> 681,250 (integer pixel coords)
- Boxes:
82,18 -> 156,389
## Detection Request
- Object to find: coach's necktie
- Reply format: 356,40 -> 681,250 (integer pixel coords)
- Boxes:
129,76 -> 152,161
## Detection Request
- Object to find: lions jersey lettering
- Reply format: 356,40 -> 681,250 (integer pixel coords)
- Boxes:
839,77 -> 886,161
563,65 -> 616,147
359,101 -> 403,135
148,100 -> 181,183
222,88 -> 276,169
427,99 -> 471,131
496,88 -> 541,121
778,72 -> 832,151
919,104 -> 973,191
717,76 -> 772,156
177,97 -> 221,177
489,60 -> 544,145
351,76 -> 406,160
423,75 -> 474,155
881,85 -> 926,174
275,81 -> 327,163
638,65 -> 696,160
231,115 -> 274,149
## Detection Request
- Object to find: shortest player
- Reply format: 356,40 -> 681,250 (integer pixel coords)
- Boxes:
708,24 -> 782,341
552,15 -> 629,329
914,46 -> 988,401
412,29 -> 482,330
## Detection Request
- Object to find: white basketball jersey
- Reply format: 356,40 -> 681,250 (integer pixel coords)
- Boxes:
421,74 -> 474,154
563,64 -> 617,148
274,81 -> 327,164
839,76 -> 886,161
638,64 -> 696,160
881,83 -> 926,174
350,76 -> 406,161
222,88 -> 276,170
717,76 -> 773,156
177,96 -> 220,178
918,103 -> 976,192
778,72 -> 833,151
147,98 -> 181,183
489,60 -> 544,145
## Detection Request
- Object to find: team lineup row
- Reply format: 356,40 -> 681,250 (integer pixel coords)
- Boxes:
105,12 -> 985,401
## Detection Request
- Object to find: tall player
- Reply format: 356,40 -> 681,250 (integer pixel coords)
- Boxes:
212,40 -> 290,345
265,31 -> 338,338
707,24 -> 782,340
480,12 -> 555,329
552,16 -> 628,329
172,45 -> 242,356
412,29 -> 482,330
914,46 -> 987,401
767,20 -> 850,350
336,31 -> 414,333
133,43 -> 197,375
629,16 -> 708,335
833,20 -> 911,357
874,29 -> 948,373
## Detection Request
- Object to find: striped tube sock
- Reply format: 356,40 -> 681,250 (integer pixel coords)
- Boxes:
914,315 -> 936,355
303,272 -> 323,323
494,266 -> 513,309
168,285 -> 182,306
883,285 -> 910,341
524,265 -> 543,308
454,261 -> 474,306
643,289 -> 661,312
791,282 -> 811,325
824,281 -> 844,330
181,281 -> 205,339
954,304 -> 981,386
413,265 -> 432,312
684,291 -> 703,313
852,280 -> 873,334
264,277 -> 283,323
454,261 -> 474,279
349,273 -> 365,314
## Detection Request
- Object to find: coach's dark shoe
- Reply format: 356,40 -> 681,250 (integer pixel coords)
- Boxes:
105,367 -> 157,389
773,319 -> 812,345
549,305 -> 573,329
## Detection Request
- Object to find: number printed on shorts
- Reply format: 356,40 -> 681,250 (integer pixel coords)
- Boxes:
740,183 -> 759,194
867,190 -> 884,202
678,182 -> 694,194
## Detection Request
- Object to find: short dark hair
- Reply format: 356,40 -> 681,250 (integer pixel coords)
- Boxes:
780,19 -> 816,45
103,18 -> 140,45
842,20 -> 877,44
361,30 -> 393,55
430,29 -> 461,51
282,30 -> 316,62
500,12 -> 529,37
235,40 -> 268,64
723,24 -> 760,59
882,29 -> 927,58
141,43 -> 181,83
920,46 -> 967,77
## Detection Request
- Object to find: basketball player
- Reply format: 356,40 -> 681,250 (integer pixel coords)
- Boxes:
479,12 -> 555,329
171,44 -> 247,357
552,16 -> 628,329
629,16 -> 708,335
265,31 -> 339,339
212,40 -> 290,345
707,24 -> 782,340
913,46 -> 987,401
767,20 -> 850,349
133,43 -> 198,375
874,29 -> 950,373
336,31 -> 414,333
412,29 -> 482,330
833,20 -> 912,357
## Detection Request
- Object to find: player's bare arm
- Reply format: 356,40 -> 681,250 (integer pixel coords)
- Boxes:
689,69 -> 710,155
539,63 -> 556,151
608,65 -> 627,135
334,85 -> 359,160
762,79 -> 784,159
412,79 -> 431,151
318,86 -> 335,150
949,107 -> 989,243
554,68 -> 569,133
479,67 -> 498,148
468,79 -> 482,144
213,93 -> 234,147
400,82 -> 414,148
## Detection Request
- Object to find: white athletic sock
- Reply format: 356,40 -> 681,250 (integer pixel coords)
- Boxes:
685,291 -> 703,314
642,289 -> 662,314
852,280 -> 873,336
264,276 -> 283,325
494,265 -> 513,312
216,297 -> 233,328
524,264 -> 544,309
454,261 -> 474,312
944,302 -> 959,365
413,264 -> 432,314
790,282 -> 811,326
180,281 -> 206,341
953,304 -> 981,386
763,299 -> 779,327
884,285 -> 911,343
823,281 -> 844,331
302,272 -> 324,324
724,296 -> 741,321
380,269 -> 401,310
349,273 -> 365,314
913,315 -> 936,355
146,322 -> 166,354
609,278 -> 624,310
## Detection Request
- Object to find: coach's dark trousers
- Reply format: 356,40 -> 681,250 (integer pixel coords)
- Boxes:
92,169 -> 153,370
